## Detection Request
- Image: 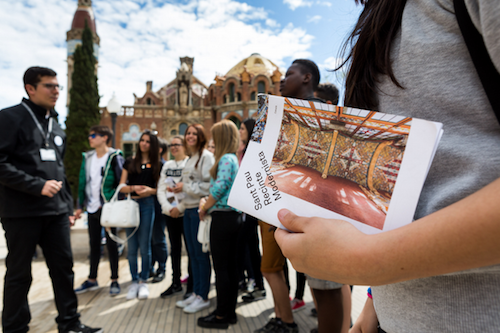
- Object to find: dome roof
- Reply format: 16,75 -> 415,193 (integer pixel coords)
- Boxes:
71,6 -> 97,33
225,53 -> 283,78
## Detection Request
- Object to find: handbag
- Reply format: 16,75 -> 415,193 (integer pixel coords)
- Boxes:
101,183 -> 140,244
197,214 -> 212,253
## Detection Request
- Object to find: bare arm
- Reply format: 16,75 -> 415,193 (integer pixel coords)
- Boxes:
275,177 -> 500,286
350,297 -> 378,333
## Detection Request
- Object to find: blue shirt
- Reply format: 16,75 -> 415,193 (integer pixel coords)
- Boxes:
209,153 -> 239,211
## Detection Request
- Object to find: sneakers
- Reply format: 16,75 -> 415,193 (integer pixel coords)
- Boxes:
138,283 -> 149,299
183,295 -> 210,314
290,298 -> 305,312
180,274 -> 189,284
64,323 -> 103,333
109,281 -> 121,296
152,271 -> 165,283
278,322 -> 299,333
75,280 -> 99,294
127,283 -> 139,300
176,293 -> 197,308
160,283 -> 183,298
247,278 -> 255,293
242,288 -> 266,303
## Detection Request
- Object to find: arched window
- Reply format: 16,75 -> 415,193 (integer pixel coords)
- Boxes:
179,123 -> 188,135
228,83 -> 235,103
237,92 -> 241,102
257,81 -> 265,94
250,92 -> 256,100
146,98 -> 151,105
228,116 -> 241,129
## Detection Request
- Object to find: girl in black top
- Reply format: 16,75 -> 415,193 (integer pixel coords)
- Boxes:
119,130 -> 161,300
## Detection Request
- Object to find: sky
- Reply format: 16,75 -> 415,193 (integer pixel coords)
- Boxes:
0,0 -> 362,125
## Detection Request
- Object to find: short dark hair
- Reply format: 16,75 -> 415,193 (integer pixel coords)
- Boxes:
292,59 -> 320,90
158,137 -> 168,155
23,67 -> 57,95
89,125 -> 113,144
315,83 -> 339,104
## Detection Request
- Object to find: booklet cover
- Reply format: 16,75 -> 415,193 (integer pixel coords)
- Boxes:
228,95 -> 443,234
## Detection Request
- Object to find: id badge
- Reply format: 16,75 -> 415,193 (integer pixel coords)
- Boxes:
40,148 -> 57,161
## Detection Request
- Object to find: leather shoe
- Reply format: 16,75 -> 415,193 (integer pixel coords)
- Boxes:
152,271 -> 165,283
197,312 -> 230,329
161,284 -> 183,298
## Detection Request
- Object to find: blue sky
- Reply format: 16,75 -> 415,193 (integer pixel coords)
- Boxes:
0,0 -> 362,123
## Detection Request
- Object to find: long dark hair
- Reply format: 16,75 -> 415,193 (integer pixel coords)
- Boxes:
339,0 -> 407,110
184,124 -> 207,168
241,118 -> 256,153
130,131 -> 160,184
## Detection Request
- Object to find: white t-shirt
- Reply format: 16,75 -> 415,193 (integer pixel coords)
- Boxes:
87,152 -> 109,214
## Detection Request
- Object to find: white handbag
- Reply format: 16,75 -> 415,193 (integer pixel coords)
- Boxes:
101,183 -> 140,244
197,214 -> 212,253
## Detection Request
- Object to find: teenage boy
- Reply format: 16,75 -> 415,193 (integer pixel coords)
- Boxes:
0,66 -> 102,333
74,125 -> 124,296
255,59 -> 324,333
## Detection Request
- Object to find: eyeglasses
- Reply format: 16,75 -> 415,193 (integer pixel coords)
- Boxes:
88,133 -> 103,139
168,144 -> 182,148
40,83 -> 63,91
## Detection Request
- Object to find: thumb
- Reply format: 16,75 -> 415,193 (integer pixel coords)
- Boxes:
277,209 -> 306,233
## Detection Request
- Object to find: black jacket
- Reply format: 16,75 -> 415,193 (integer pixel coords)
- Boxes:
0,98 -> 73,218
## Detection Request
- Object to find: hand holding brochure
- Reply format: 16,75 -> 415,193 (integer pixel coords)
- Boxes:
228,95 -> 443,234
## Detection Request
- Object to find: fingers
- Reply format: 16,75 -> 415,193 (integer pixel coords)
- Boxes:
277,209 -> 309,233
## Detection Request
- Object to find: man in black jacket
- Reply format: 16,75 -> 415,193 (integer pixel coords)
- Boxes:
0,67 -> 102,333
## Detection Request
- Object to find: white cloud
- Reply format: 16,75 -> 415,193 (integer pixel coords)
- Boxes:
283,0 -> 313,11
307,15 -> 322,23
316,1 -> 332,7
0,0 -> 314,124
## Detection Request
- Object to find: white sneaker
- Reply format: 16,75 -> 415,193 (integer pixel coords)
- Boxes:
138,283 -> 149,300
127,282 -> 139,300
183,295 -> 210,313
176,293 -> 196,308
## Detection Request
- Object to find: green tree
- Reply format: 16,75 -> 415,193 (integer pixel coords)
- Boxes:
64,21 -> 100,201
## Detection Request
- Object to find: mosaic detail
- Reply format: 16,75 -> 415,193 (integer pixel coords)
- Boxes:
275,122 -> 297,161
372,145 -> 404,194
290,125 -> 331,173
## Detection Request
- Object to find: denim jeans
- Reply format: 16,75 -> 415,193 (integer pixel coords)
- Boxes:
126,196 -> 155,282
183,207 -> 211,300
151,197 -> 167,273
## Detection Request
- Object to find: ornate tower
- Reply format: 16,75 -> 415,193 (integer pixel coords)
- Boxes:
66,0 -> 100,107
175,57 -> 194,115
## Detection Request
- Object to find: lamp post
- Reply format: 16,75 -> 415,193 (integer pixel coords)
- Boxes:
107,93 -> 121,148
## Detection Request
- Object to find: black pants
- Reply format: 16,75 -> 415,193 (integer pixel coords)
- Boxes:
236,214 -> 264,289
2,214 -> 80,333
88,209 -> 119,280
295,272 -> 306,300
151,198 -> 168,273
165,214 -> 193,291
210,211 -> 242,318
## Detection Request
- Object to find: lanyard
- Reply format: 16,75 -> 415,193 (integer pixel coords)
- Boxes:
22,102 -> 53,148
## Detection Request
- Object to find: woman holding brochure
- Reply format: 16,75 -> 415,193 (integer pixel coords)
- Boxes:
157,136 -> 193,299
197,120 -> 242,329
275,0 -> 500,332
173,124 -> 214,314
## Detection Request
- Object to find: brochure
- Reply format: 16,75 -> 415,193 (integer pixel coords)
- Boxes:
228,95 -> 443,234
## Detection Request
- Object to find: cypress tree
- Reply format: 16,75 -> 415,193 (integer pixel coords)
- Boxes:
64,21 -> 100,201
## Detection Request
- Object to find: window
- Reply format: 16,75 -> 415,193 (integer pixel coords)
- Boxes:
229,83 -> 235,103
229,116 -> 241,129
257,81 -> 265,94
179,123 -> 188,135
123,143 -> 137,159
146,98 -> 151,105
250,92 -> 256,100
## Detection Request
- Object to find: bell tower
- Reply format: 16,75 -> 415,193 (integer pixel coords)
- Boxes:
66,0 -> 100,107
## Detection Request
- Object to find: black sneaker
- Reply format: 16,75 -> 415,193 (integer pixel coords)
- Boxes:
242,288 -> 266,303
64,323 -> 103,333
160,284 -> 183,298
152,271 -> 165,283
277,322 -> 298,333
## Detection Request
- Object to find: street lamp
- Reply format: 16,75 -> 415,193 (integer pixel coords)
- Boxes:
107,93 -> 121,148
